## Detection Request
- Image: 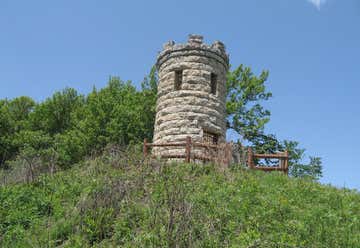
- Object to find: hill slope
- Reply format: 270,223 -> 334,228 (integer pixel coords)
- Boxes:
1,151 -> 359,247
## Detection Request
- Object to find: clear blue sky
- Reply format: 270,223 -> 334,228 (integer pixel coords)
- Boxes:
1,0 -> 359,189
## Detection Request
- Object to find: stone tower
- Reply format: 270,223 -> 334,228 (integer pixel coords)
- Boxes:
153,34 -> 229,156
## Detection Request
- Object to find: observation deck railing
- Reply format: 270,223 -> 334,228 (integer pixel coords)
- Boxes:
143,137 -> 289,175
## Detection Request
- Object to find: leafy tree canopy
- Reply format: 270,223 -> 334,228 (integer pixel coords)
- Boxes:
0,64 -> 322,179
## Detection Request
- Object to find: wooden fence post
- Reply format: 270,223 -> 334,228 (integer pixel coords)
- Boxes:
143,138 -> 148,158
247,147 -> 254,169
280,155 -> 285,171
225,143 -> 232,168
284,150 -> 289,175
185,136 -> 191,163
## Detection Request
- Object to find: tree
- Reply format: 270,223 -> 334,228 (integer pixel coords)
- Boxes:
0,100 -> 14,167
29,88 -> 84,135
140,65 -> 158,141
283,140 -> 322,180
13,130 -> 52,182
52,130 -> 84,166
7,96 -> 35,131
0,97 -> 36,167
73,76 -> 157,159
226,64 -> 323,179
226,65 -> 272,142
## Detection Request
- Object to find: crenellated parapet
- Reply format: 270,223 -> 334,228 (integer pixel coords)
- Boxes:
157,34 -> 229,71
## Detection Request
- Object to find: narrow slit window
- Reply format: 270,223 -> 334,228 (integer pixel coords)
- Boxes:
210,73 -> 217,95
174,70 -> 183,90
203,131 -> 219,145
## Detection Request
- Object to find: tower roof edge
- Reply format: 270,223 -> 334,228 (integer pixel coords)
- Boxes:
156,35 -> 229,70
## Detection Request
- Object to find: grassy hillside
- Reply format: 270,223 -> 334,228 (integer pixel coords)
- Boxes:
1,149 -> 359,247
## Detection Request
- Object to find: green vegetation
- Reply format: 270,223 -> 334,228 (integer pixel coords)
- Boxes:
0,65 -> 338,246
0,65 -> 321,179
0,76 -> 156,170
0,148 -> 359,247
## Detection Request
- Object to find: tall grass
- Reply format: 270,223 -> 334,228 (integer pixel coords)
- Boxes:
0,147 -> 359,247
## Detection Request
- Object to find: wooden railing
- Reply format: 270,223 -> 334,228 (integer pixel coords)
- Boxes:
247,147 -> 289,175
143,138 -> 289,175
143,137 -> 232,166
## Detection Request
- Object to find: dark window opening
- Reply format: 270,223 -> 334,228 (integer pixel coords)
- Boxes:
203,131 -> 219,145
210,73 -> 217,95
174,70 -> 183,90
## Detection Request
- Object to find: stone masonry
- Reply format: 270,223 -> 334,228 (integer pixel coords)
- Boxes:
153,34 -> 229,158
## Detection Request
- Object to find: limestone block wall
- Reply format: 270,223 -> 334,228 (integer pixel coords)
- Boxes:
153,34 -> 229,157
